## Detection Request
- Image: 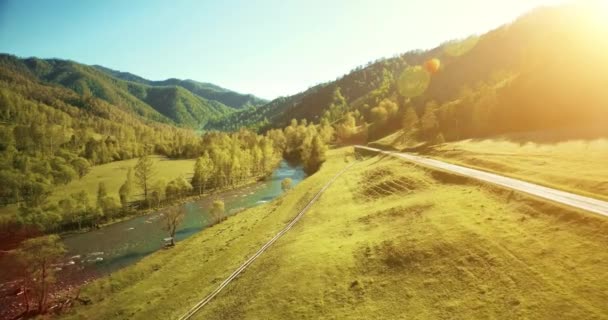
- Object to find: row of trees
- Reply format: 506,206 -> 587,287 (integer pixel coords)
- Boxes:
6,119 -> 332,235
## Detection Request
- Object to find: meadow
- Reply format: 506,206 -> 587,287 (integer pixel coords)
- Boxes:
429,138 -> 608,201
373,128 -> 608,201
0,156 -> 196,218
64,147 -> 608,319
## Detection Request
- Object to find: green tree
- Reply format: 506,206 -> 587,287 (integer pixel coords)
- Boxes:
401,106 -> 420,132
370,106 -> 388,124
71,191 -> 91,229
191,153 -> 213,196
165,176 -> 193,201
420,102 -> 439,140
161,207 -> 185,246
119,168 -> 134,211
304,135 -> 327,174
134,155 -> 155,204
281,178 -> 293,192
150,179 -> 166,209
96,182 -> 108,209
71,158 -> 91,179
14,235 -> 66,314
210,200 -> 225,224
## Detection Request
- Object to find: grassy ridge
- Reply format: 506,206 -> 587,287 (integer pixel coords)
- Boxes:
64,148 -> 608,319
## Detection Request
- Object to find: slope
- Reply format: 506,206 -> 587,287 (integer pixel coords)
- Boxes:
212,2 -> 608,142
65,148 -> 608,319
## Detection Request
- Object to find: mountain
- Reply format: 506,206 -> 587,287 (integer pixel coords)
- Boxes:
0,55 -> 268,129
94,65 -> 268,110
212,3 -> 608,142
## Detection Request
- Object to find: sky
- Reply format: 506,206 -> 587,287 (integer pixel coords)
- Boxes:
0,0 -> 567,99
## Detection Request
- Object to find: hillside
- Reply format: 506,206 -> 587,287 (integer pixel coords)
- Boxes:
213,3 -> 608,144
64,148 -> 608,319
0,54 -> 229,229
95,65 -> 268,110
0,55 -> 245,128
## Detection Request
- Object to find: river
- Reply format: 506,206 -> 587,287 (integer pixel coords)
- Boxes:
60,160 -> 305,280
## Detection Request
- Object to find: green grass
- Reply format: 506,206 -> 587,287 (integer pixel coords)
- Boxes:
51,155 -> 196,202
63,147 -> 608,319
372,127 -> 608,201
0,156 -> 196,218
427,137 -> 608,201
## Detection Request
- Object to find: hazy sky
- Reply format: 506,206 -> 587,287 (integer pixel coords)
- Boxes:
0,0 -> 566,99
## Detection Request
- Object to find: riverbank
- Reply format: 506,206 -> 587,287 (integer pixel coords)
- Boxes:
61,148 -> 354,319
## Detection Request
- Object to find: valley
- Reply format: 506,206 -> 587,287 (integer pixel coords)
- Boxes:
1,1 -> 608,319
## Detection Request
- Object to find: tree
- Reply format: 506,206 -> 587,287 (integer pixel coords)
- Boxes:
165,176 -> 193,201
71,158 -> 91,179
71,191 -> 91,229
191,153 -> 213,196
134,155 -> 155,204
99,196 -> 120,220
96,182 -> 108,209
119,168 -> 134,210
401,106 -> 420,132
161,207 -> 185,246
210,200 -> 225,224
14,235 -> 66,315
150,179 -> 166,208
281,178 -> 293,192
304,135 -> 327,174
370,106 -> 388,124
420,102 -> 439,140
378,99 -> 398,118
336,112 -> 357,143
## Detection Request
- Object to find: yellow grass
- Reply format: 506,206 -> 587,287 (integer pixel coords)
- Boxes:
430,138 -> 608,201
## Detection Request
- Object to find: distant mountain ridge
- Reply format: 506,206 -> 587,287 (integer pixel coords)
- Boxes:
94,65 -> 268,110
0,54 -> 266,129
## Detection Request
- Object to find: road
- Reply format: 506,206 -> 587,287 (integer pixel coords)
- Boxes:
177,162 -> 356,320
355,145 -> 608,217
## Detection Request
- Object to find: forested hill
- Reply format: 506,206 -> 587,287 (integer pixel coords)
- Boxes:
210,3 -> 608,141
0,55 -> 262,128
94,65 -> 268,110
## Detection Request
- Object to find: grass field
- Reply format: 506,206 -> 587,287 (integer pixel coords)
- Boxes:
372,128 -> 608,201
428,138 -> 608,201
63,147 -> 608,319
0,156 -> 196,217
51,155 -> 197,202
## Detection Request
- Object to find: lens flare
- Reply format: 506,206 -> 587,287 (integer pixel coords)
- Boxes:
397,66 -> 430,98
424,58 -> 441,74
